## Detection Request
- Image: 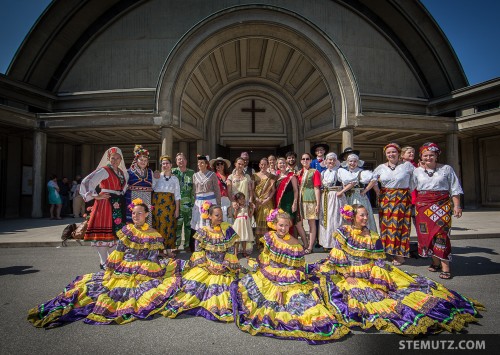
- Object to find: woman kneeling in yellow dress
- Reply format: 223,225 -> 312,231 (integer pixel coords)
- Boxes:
231,209 -> 349,344
308,204 -> 483,335
162,203 -> 241,322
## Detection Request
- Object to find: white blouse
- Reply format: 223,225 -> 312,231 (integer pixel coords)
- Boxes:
411,164 -> 463,196
80,167 -> 128,202
337,167 -> 376,186
321,168 -> 340,187
152,173 -> 181,200
373,161 -> 414,189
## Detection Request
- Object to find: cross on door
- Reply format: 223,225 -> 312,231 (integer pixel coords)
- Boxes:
241,99 -> 265,133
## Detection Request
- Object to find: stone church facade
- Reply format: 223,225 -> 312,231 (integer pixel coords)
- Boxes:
0,0 -> 498,218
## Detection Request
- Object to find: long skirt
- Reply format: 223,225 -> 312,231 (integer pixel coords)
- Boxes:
85,193 -> 126,244
152,192 -> 177,249
190,192 -> 217,230
346,189 -> 378,232
378,188 -> 412,258
221,196 -> 231,223
415,190 -> 452,260
318,189 -> 346,248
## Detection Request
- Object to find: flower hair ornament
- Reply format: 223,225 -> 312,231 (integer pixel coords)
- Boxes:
266,208 -> 285,230
340,205 -> 354,221
128,198 -> 152,230
200,201 -> 212,219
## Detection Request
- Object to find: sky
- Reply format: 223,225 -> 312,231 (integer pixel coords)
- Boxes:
0,0 -> 498,86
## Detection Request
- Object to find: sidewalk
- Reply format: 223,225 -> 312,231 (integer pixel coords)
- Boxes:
0,209 -> 499,247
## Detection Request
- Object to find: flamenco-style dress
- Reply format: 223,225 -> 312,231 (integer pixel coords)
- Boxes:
373,161 -> 414,258
27,224 -> 183,328
232,232 -> 349,344
125,166 -> 154,224
307,225 -> 483,335
162,222 -> 241,322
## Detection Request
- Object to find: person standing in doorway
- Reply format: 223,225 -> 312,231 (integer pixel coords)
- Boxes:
172,152 -> 195,251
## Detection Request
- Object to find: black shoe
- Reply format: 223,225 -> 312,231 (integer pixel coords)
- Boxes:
99,264 -> 105,270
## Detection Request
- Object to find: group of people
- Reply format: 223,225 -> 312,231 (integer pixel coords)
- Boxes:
46,175 -> 85,219
28,198 -> 482,344
64,140 -> 464,283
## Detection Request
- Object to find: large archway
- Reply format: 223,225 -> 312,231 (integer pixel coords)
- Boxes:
156,5 -> 360,157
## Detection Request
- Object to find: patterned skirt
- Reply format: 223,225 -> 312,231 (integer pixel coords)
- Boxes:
415,191 -> 452,260
162,266 -> 237,322
152,192 -> 177,249
85,194 -> 126,244
231,270 -> 350,343
378,188 -> 412,257
308,260 -> 483,335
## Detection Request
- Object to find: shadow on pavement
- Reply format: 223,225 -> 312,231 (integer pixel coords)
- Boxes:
0,265 -> 40,276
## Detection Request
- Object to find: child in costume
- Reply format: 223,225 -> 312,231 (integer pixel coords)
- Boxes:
162,203 -> 241,322
231,209 -> 349,343
230,192 -> 254,257
308,204 -> 483,335
28,199 -> 183,327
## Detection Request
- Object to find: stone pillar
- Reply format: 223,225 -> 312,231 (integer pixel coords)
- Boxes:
446,132 -> 460,176
32,130 -> 47,218
161,127 -> 173,157
304,139 -> 310,156
81,144 -> 92,176
196,140 -> 204,156
178,141 -> 188,156
342,128 -> 354,150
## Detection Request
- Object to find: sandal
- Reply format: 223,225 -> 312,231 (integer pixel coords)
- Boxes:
428,264 -> 442,272
392,260 -> 405,266
304,248 -> 313,255
439,271 -> 452,280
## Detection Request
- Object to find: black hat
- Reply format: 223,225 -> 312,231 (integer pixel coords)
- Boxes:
310,142 -> 330,156
338,147 -> 360,161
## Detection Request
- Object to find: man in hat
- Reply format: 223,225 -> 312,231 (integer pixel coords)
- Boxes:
310,143 -> 329,174
172,152 -> 195,251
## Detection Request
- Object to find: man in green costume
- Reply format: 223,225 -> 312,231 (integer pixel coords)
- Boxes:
172,152 -> 195,250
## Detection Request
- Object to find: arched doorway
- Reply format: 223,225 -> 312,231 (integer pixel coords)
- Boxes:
156,5 -> 360,159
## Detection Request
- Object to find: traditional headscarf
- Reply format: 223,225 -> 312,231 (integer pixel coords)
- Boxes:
419,142 -> 441,156
130,144 -> 150,171
325,152 -> 341,168
340,153 -> 364,168
383,143 -> 401,154
94,146 -> 129,182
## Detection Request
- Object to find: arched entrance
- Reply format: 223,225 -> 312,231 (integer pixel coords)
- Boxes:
156,5 -> 360,159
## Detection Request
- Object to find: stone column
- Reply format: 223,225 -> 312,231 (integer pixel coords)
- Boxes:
196,140 -> 204,156
32,130 -> 47,218
178,141 -> 188,156
446,132 -> 460,176
342,128 -> 354,150
304,139 -> 310,156
161,127 -> 173,157
81,144 -> 92,176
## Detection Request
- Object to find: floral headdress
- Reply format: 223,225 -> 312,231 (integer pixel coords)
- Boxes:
130,145 -> 150,171
128,198 -> 153,212
419,142 -> 441,156
266,208 -> 285,230
340,205 -> 354,221
200,201 -> 212,219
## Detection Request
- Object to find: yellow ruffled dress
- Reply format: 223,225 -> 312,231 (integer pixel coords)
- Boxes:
28,224 -> 183,327
308,225 -> 483,335
162,222 -> 241,322
232,231 -> 350,344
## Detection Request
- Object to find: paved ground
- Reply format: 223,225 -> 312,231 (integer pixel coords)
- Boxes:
0,209 -> 499,354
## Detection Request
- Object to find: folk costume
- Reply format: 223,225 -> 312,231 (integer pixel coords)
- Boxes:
411,164 -> 463,261
162,222 -> 240,322
253,172 -> 276,238
125,145 -> 154,224
275,171 -> 297,225
152,172 -> 181,249
297,167 -> 321,220
307,225 -> 483,335
28,224 -> 183,328
172,166 -> 195,249
318,167 -> 346,249
373,160 -> 415,258
191,169 -> 221,230
232,211 -> 349,343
